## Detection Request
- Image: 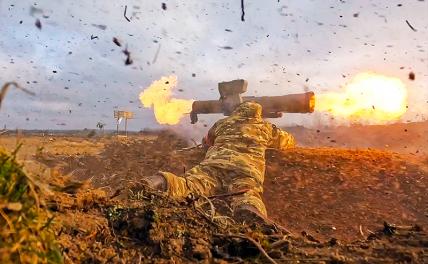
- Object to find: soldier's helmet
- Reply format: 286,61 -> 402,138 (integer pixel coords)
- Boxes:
231,102 -> 262,119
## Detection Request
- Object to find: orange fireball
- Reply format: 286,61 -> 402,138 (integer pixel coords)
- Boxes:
139,76 -> 193,125
316,72 -> 408,124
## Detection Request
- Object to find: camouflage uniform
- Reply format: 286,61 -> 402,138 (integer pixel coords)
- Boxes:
159,102 -> 295,216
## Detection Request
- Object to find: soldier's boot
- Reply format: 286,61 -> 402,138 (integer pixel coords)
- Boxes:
233,204 -> 272,226
143,174 -> 167,191
234,205 -> 292,234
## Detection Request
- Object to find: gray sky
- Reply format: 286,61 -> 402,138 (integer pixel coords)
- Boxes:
0,0 -> 427,135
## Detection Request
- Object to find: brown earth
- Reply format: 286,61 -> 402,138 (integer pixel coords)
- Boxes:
264,148 -> 428,242
0,128 -> 427,263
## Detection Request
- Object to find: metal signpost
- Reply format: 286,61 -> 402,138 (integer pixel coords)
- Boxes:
114,110 -> 134,137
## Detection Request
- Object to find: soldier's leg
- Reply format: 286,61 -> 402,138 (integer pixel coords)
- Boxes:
149,165 -> 220,198
226,173 -> 289,231
228,176 -> 267,218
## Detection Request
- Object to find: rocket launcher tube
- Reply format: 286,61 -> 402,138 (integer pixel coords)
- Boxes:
243,91 -> 315,114
190,91 -> 315,123
190,100 -> 223,123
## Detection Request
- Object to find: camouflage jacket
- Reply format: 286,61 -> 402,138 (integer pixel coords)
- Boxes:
201,102 -> 295,182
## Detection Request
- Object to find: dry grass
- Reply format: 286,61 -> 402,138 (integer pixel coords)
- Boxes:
0,147 -> 62,263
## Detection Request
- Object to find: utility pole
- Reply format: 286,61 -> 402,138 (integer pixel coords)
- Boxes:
125,118 -> 128,137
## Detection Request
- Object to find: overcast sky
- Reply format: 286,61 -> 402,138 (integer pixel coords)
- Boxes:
0,0 -> 427,135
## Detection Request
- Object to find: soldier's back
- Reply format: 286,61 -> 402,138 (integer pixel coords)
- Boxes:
200,115 -> 273,179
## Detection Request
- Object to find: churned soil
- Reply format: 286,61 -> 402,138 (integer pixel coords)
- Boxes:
264,148 -> 428,242
1,129 -> 427,263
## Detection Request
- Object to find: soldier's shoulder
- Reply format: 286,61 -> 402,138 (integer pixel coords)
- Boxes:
212,117 -> 233,132
260,119 -> 275,128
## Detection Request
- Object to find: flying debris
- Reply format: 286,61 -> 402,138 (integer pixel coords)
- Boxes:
123,48 -> 133,65
123,5 -> 131,22
113,37 -> 122,47
405,20 -> 417,32
92,24 -> 107,30
0,82 -> 35,109
408,72 -> 415,81
35,19 -> 42,30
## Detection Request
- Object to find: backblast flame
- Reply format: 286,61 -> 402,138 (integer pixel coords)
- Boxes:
316,72 -> 408,124
139,75 -> 193,125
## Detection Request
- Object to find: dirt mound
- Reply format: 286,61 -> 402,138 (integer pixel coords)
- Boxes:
51,131 -> 203,192
46,175 -> 428,263
27,132 -> 428,262
47,132 -> 428,242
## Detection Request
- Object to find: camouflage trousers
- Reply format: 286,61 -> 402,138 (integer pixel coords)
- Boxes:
158,165 -> 267,216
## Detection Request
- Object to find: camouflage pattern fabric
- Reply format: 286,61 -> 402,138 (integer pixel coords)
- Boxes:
159,102 -> 295,216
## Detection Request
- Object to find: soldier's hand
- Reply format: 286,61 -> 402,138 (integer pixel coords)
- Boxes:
202,135 -> 212,150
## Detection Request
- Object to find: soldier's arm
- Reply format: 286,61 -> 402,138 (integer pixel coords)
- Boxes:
270,125 -> 296,151
202,120 -> 220,148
